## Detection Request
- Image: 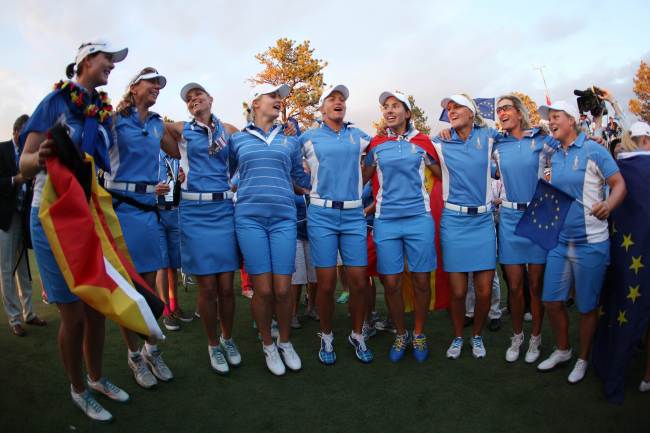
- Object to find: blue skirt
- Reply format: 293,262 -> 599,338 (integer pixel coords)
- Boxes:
112,191 -> 163,274
179,200 -> 239,275
440,208 -> 496,272
498,207 -> 548,265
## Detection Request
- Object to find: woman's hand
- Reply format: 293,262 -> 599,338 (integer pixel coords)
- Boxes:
178,167 -> 185,184
591,201 -> 610,220
37,138 -> 55,168
155,182 -> 171,196
439,128 -> 452,140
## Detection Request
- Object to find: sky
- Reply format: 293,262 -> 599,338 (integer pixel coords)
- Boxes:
1,0 -> 649,138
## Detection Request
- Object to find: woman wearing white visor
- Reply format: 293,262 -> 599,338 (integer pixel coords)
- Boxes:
433,94 -> 499,360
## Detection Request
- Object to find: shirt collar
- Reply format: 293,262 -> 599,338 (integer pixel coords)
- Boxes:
386,124 -> 418,141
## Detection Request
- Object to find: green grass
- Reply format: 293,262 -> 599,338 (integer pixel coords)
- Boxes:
0,255 -> 647,433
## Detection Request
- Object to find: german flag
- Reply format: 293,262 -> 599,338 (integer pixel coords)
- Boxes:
38,124 -> 164,339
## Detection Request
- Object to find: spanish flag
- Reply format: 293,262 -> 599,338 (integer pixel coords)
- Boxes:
369,132 -> 450,310
38,125 -> 164,339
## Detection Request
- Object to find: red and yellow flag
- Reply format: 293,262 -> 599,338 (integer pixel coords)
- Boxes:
39,154 -> 164,339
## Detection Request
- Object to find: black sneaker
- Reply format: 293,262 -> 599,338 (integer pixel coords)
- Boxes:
489,317 -> 502,332
163,315 -> 181,331
464,316 -> 474,328
172,307 -> 194,323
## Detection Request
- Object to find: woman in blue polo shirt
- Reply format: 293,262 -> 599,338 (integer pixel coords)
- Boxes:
363,91 -> 440,363
162,82 -> 242,376
300,84 -> 374,365
535,101 -> 626,384
432,94 -> 499,360
492,94 -> 556,364
19,39 -> 130,422
229,84 -> 311,376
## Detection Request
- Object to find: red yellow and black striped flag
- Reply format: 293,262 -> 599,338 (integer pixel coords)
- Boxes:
38,134 -> 164,339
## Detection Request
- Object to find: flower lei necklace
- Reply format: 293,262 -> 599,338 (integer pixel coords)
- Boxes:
53,80 -> 113,123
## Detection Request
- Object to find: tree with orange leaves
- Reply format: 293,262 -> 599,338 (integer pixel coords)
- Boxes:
629,61 -> 650,123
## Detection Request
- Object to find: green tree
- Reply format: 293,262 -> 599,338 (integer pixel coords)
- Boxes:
629,60 -> 650,123
250,38 -> 327,129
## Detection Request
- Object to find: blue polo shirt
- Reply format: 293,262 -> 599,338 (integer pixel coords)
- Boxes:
20,84 -> 111,207
179,115 -> 231,192
105,108 -> 163,185
432,125 -> 499,207
300,121 -> 371,201
493,128 -> 557,203
229,123 -> 310,219
364,127 -> 435,219
549,133 -> 619,244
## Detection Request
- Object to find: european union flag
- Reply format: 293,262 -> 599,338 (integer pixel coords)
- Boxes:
593,153 -> 650,403
514,179 -> 574,250
439,97 -> 495,122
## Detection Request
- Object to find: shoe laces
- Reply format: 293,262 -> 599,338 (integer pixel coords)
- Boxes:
101,378 -> 121,395
318,333 -> 334,352
222,340 -> 238,357
451,337 -> 463,349
356,337 -> 369,353
265,345 -> 280,362
393,333 -> 409,351
413,335 -> 427,351
81,391 -> 104,413
131,354 -> 150,376
472,336 -> 484,348
211,347 -> 227,364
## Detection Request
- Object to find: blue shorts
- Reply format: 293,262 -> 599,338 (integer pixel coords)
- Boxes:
30,207 -> 79,304
159,208 -> 181,269
542,240 -> 609,313
307,205 -> 367,268
374,213 -> 436,275
498,207 -> 547,265
179,200 -> 239,275
441,208 -> 496,272
112,191 -> 163,274
236,215 -> 296,275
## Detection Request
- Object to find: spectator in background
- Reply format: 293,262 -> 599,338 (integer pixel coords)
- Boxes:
1,114 -> 47,337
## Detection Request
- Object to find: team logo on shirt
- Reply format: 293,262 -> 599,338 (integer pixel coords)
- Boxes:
530,138 -> 536,150
573,155 -> 580,170
475,137 -> 482,149
152,127 -> 161,139
349,133 -> 355,145
410,143 -> 418,154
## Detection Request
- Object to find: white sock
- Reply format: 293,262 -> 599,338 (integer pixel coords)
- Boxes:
128,349 -> 140,359
321,332 -> 333,342
144,342 -> 157,353
351,331 -> 363,342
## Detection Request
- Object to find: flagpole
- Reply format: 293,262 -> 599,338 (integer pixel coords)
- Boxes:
534,65 -> 552,105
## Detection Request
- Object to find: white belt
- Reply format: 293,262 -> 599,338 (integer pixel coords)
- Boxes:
444,202 -> 491,215
105,180 -> 156,194
310,197 -> 363,209
181,191 -> 234,201
500,200 -> 530,211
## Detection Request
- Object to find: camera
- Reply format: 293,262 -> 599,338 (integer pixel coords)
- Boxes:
574,86 -> 607,117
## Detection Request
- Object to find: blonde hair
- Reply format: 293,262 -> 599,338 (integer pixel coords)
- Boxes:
620,130 -> 638,152
116,67 -> 158,116
496,94 -> 532,130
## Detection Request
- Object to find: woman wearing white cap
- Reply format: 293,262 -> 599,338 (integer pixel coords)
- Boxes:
432,94 -> 500,360
19,39 -> 129,422
492,94 -> 556,364
363,91 -> 440,363
161,83 -> 242,376
535,100 -> 626,384
299,84 -> 375,365
108,67 -> 175,389
229,83 -> 311,376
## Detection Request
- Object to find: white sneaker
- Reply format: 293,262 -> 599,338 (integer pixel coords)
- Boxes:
70,386 -> 113,422
446,337 -> 463,359
220,336 -> 242,367
277,340 -> 302,371
128,352 -> 157,389
568,359 -> 588,384
142,345 -> 173,382
471,335 -> 486,359
525,334 -> 542,364
87,376 -> 130,402
263,343 -> 286,376
640,380 -> 650,392
505,333 -> 525,363
537,348 -> 572,371
208,345 -> 230,375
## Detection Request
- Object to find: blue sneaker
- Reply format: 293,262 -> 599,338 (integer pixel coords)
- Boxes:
317,333 -> 336,365
348,333 -> 373,363
412,333 -> 429,362
389,332 -> 411,363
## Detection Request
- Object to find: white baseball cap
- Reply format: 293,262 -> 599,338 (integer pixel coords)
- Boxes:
180,82 -> 209,102
319,84 -> 349,107
629,121 -> 650,138
538,100 -> 579,122
379,90 -> 411,111
130,69 -> 167,89
74,38 -> 128,66
440,94 -> 476,115
248,83 -> 290,109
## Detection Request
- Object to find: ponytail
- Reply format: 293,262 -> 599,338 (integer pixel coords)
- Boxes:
65,63 -> 76,79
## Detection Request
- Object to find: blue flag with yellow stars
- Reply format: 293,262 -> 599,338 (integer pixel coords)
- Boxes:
514,179 -> 574,250
439,98 -> 495,122
593,152 -> 650,404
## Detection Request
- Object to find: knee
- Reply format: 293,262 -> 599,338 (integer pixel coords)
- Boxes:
254,287 -> 273,302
